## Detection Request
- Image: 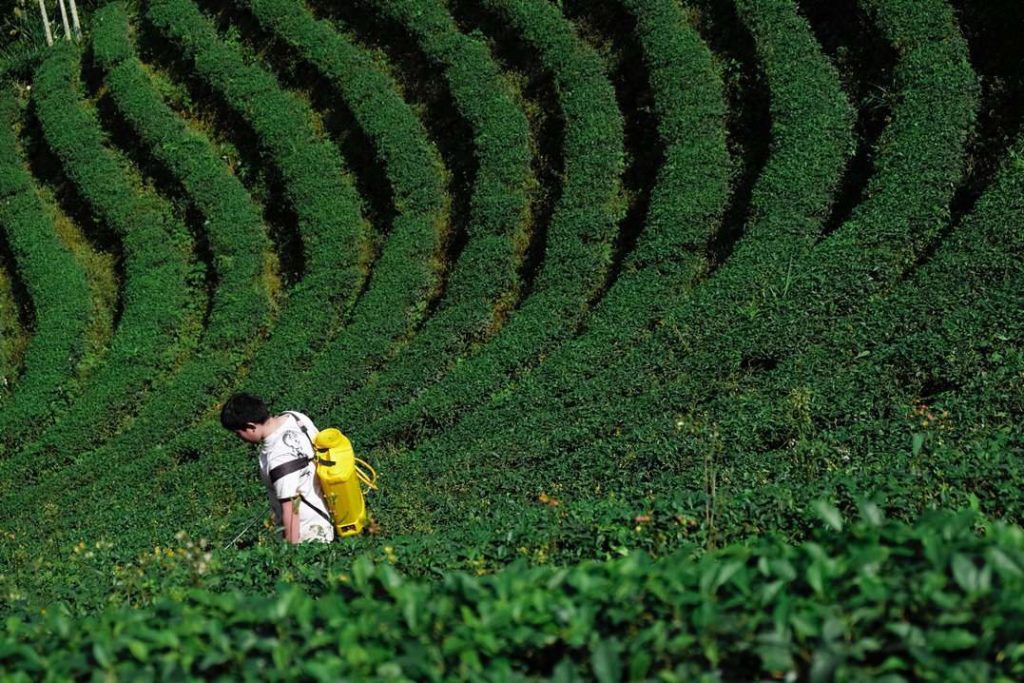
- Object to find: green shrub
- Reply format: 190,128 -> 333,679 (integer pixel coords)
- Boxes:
0,89 -> 91,445
22,43 -> 200,459
240,0 -> 451,418
146,0 -> 371,406
5,510 -> 1024,681
330,0 -> 532,430
354,0 -> 625,443
372,0 -> 854,531
358,0 -> 731,447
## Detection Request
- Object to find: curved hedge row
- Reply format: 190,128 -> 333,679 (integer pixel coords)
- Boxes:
414,0 -> 981,551
96,1 -> 272,374
352,0 -> 727,446
0,0 -> 380,552
408,0 -> 979,521
0,90 -> 91,447
240,0 -> 451,418
687,128 -> 1024,524
4,0 -> 278,481
146,0 -> 371,407
23,43 -> 200,460
373,0 -> 856,526
358,0 -> 625,441
331,0 -> 532,430
13,0 -> 622,554
594,0 -> 982,470
5,511 -> 1024,681
731,0 -> 979,355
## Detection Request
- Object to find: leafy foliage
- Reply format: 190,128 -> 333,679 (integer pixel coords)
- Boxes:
240,0 -> 452,418
5,511 -> 1024,681
146,0 -> 371,406
0,88 -> 90,444
331,0 -> 533,431
0,0 -> 1020,675
23,42 -> 201,458
359,0 -> 626,440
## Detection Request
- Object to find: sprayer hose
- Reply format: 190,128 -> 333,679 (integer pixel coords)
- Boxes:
355,458 -> 378,491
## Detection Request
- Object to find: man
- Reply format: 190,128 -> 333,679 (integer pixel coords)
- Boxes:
220,393 -> 335,544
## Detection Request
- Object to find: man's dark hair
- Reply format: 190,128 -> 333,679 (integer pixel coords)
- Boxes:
220,393 -> 270,431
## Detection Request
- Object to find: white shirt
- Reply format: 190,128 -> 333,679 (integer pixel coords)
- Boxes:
258,411 -> 335,543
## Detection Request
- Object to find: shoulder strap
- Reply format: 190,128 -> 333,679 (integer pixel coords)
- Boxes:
268,457 -> 308,483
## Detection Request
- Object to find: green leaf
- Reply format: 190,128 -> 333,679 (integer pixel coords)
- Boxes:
591,638 -> 622,683
912,433 -> 925,457
756,643 -> 794,673
929,628 -> 978,652
951,554 -> 987,594
986,548 -> 1024,578
858,500 -> 884,527
813,501 -> 843,531
807,562 -> 825,596
93,641 -> 113,669
127,640 -> 149,662
628,650 -> 652,681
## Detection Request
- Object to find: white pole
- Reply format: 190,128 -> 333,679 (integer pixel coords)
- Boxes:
56,0 -> 71,41
36,0 -> 53,46
67,0 -> 81,41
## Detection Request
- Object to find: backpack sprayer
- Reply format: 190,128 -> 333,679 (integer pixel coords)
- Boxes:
312,427 -> 378,537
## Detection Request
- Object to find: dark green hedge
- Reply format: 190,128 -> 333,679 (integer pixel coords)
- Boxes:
371,0 -> 855,530
357,0 -> 625,441
0,89 -> 91,446
551,0 -> 982,497
357,0 -> 730,448
240,0 -> 451,419
391,0 -> 979,541
656,126 -> 1024,531
330,0 -> 532,431
146,0 -> 371,406
22,43 -> 200,460
8,1 -> 278,511
4,510 -> 1024,681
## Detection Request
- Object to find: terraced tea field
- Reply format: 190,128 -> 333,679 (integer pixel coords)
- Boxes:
0,0 -> 1022,678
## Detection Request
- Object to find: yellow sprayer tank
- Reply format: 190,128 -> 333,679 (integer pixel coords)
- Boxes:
313,428 -> 367,537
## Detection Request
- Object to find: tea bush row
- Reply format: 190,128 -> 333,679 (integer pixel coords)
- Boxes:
19,2 -> 279,480
657,128 -> 1024,525
120,0 -> 539,546
0,264 -> 25,397
354,0 -> 625,441
5,510 -> 1024,681
0,0 -> 621,561
22,43 -> 200,460
0,90 -> 91,447
136,0 -> 619,540
0,0 -> 374,546
149,0 -> 844,562
94,2 -> 272,354
240,0 -> 453,419
440,0 -> 985,550
331,0 -> 532,430
404,0 -> 977,521
0,2 -> 278,500
357,0 -> 730,447
373,0 -> 856,528
146,0 -> 371,407
546,0 -> 981,482
567,0 -> 977,447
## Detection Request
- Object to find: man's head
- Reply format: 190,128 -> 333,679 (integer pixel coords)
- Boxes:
220,393 -> 270,443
